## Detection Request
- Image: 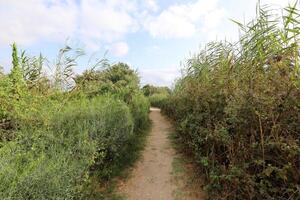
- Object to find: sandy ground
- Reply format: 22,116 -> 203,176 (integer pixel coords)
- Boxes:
118,108 -> 206,200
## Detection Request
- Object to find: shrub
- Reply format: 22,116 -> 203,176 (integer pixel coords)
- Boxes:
148,93 -> 168,108
0,96 -> 135,199
0,41 -> 150,200
52,96 -> 134,179
75,62 -> 140,98
163,4 -> 300,200
0,130 -> 95,200
142,84 -> 171,97
129,93 -> 150,131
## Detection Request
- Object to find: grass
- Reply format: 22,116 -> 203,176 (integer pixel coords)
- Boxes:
169,131 -> 207,200
87,121 -> 152,200
172,155 -> 185,200
163,3 -> 300,199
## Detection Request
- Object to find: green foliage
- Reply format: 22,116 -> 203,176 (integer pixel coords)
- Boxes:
0,42 -> 150,199
12,43 -> 19,69
142,84 -> 170,108
0,139 -> 95,200
129,93 -> 150,131
163,4 -> 300,200
148,93 -> 169,108
0,95 -> 143,199
103,63 -> 139,89
20,51 -> 51,93
75,62 -> 140,98
53,45 -> 84,90
9,43 -> 27,99
0,44 -> 32,142
52,96 -> 134,179
142,84 -> 170,97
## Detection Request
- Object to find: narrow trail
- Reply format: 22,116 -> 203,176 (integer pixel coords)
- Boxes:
118,108 -> 206,200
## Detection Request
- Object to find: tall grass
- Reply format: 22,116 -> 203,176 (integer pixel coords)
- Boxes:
0,96 -> 136,199
0,44 -> 150,199
163,3 -> 300,199
142,85 -> 170,108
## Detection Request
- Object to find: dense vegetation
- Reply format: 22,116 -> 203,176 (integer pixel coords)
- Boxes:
142,84 -> 170,108
0,44 -> 150,199
162,4 -> 300,200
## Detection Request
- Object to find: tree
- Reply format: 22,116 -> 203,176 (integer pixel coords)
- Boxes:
142,84 -> 171,96
75,62 -> 140,98
103,62 -> 139,89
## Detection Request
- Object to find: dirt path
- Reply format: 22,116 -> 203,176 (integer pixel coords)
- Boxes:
118,108 -> 206,200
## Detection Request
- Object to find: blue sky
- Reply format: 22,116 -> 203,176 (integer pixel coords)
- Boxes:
0,0 -> 295,86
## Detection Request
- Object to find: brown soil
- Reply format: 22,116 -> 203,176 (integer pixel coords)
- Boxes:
118,108 -> 206,200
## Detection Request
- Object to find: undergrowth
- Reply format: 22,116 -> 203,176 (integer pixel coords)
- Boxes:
85,122 -> 151,200
0,44 -> 150,199
162,3 -> 300,200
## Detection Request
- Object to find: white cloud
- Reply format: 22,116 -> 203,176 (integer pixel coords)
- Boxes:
0,0 -> 139,53
202,8 -> 226,30
262,0 -> 297,7
110,42 -> 129,57
140,67 -> 180,86
143,0 -> 295,40
0,0 -> 297,86
78,0 -> 137,44
144,0 -> 225,39
0,0 -> 296,47
145,0 -> 159,12
0,0 -> 77,45
147,45 -> 161,54
145,11 -> 196,38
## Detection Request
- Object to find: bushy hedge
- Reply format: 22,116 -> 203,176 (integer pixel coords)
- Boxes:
148,93 -> 168,108
129,93 -> 150,131
0,95 -> 148,199
163,5 -> 300,200
0,44 -> 151,199
142,84 -> 170,108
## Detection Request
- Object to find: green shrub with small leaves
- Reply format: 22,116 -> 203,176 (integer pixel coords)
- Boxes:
148,93 -> 168,108
0,43 -> 150,199
142,84 -> 170,108
0,96 -> 135,199
129,93 -> 150,131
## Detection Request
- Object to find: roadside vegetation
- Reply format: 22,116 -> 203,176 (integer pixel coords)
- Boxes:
142,84 -> 170,108
162,3 -> 300,200
0,44 -> 150,199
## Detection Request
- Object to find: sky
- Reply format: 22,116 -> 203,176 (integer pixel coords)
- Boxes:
0,0 -> 296,86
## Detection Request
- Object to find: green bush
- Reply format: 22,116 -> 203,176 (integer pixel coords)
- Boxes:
142,84 -> 170,108
0,130 -> 95,199
0,96 -> 135,199
142,84 -> 170,96
53,96 -> 134,178
0,43 -> 150,199
148,93 -> 168,108
163,5 -> 300,200
129,93 -> 150,131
